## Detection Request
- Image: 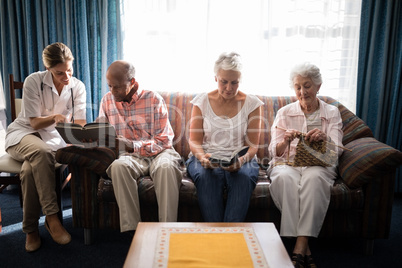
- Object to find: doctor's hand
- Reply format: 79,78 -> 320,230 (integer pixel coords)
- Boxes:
52,114 -> 67,124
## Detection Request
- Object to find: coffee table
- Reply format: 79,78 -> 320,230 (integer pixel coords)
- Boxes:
124,222 -> 293,267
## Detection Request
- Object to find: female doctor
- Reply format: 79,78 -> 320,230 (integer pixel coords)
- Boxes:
5,42 -> 86,252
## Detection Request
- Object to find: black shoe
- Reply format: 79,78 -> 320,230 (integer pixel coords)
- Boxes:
291,253 -> 305,268
305,255 -> 317,268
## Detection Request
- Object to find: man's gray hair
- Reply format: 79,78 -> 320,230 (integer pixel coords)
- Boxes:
125,62 -> 136,80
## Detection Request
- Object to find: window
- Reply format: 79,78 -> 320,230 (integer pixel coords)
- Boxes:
121,0 -> 362,112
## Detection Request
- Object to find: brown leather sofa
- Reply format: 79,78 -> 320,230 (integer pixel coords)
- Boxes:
56,92 -> 402,253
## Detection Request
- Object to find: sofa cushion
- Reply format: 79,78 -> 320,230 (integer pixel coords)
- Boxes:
339,137 -> 402,189
329,180 -> 364,210
333,101 -> 373,145
159,91 -> 196,158
248,169 -> 273,208
316,96 -> 373,144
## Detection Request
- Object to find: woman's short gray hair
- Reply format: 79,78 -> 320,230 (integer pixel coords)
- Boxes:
214,52 -> 243,75
289,62 -> 322,87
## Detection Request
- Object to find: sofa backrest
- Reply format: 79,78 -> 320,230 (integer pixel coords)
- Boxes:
159,92 -> 373,165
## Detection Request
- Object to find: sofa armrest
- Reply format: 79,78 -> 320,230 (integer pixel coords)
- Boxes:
338,137 -> 402,189
55,146 -> 116,177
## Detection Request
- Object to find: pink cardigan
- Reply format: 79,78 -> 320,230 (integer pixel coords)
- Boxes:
268,98 -> 343,165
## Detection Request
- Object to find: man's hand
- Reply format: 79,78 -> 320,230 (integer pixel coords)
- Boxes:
95,116 -> 109,123
97,134 -> 117,148
116,136 -> 134,153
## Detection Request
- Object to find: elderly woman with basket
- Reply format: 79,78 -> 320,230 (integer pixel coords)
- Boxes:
268,63 -> 343,268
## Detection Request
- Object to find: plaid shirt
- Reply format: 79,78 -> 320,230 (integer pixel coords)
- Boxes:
99,88 -> 174,157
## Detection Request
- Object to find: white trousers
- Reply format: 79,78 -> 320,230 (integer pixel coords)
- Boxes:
268,165 -> 337,237
106,148 -> 182,232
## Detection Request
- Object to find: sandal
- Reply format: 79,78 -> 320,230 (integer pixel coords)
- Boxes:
291,253 -> 305,268
304,255 -> 317,268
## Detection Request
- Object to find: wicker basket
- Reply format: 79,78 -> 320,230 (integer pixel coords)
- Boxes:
292,135 -> 337,167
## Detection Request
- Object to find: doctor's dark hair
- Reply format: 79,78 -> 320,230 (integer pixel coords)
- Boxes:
42,42 -> 74,69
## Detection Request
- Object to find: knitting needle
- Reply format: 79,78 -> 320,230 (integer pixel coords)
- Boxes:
275,126 -> 352,152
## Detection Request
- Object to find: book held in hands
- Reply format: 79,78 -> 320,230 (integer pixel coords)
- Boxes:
56,122 -> 116,147
209,146 -> 249,167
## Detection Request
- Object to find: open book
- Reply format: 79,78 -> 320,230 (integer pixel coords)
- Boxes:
56,122 -> 116,147
209,146 -> 249,167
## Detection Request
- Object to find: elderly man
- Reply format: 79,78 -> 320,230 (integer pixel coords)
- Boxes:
99,60 -> 182,233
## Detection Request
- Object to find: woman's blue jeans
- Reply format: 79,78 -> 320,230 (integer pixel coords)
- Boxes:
186,156 -> 258,222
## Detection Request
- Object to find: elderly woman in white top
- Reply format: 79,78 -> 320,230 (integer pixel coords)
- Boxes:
186,52 -> 263,222
5,42 -> 86,252
268,63 -> 343,267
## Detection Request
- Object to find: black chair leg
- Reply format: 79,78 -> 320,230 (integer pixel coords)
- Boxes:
84,228 -> 94,245
365,239 -> 374,255
55,165 -> 66,224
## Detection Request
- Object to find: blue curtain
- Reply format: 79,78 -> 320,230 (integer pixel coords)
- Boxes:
356,0 -> 402,192
0,0 -> 122,124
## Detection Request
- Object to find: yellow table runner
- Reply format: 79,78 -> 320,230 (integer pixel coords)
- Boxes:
153,227 -> 269,268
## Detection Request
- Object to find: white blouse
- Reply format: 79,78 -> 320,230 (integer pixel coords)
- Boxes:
190,92 -> 263,160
